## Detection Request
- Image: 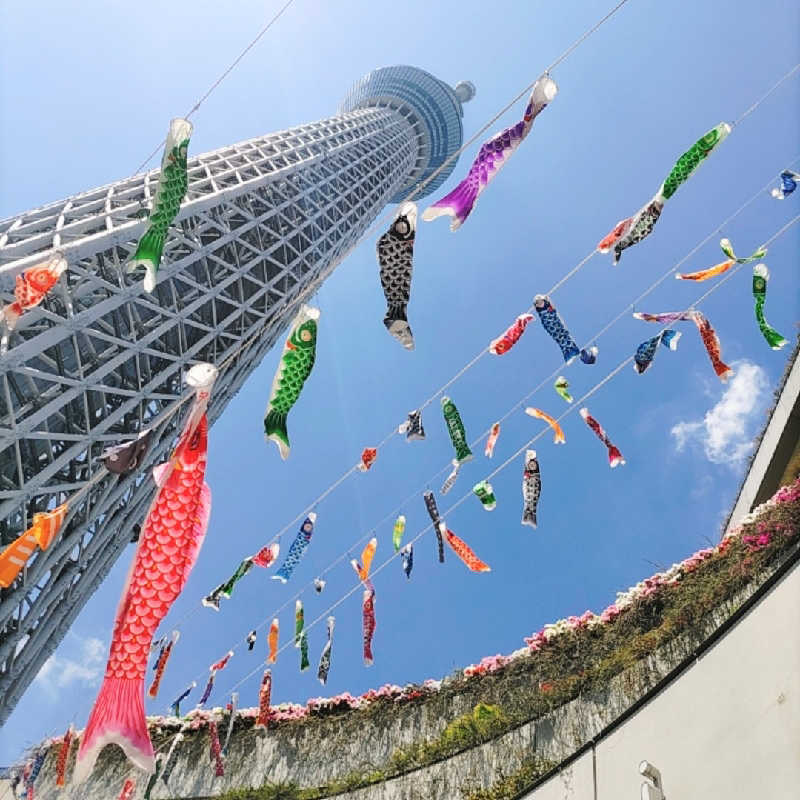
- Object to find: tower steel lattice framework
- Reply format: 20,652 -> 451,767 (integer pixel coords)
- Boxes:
0,66 -> 475,724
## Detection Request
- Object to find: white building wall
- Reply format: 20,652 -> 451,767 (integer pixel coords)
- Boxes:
523,561 -> 800,799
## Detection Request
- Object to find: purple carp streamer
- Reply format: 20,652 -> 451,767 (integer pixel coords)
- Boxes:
422,75 -> 558,231
633,310 -> 732,381
772,170 -> 799,199
580,408 -> 625,468
317,616 -> 335,685
534,295 -> 597,365
272,513 -> 316,583
752,264 -> 788,350
598,123 -> 731,263
633,330 -> 681,374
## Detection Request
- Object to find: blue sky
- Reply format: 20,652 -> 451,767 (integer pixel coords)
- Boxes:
1,0 -> 799,767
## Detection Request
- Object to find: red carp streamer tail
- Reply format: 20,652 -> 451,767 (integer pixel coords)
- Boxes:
74,676 -> 154,783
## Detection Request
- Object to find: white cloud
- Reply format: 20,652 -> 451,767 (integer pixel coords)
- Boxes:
670,361 -> 768,464
35,635 -> 105,693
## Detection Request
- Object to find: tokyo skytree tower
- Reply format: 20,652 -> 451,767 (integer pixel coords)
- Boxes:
0,65 -> 475,724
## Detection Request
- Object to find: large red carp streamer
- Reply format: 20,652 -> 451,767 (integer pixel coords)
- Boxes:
74,364 -> 218,781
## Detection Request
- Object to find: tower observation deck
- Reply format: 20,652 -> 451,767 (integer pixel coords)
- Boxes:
0,66 -> 473,724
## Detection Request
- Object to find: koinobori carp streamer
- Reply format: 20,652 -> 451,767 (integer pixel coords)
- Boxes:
771,169 -> 799,199
633,309 -> 732,381
554,376 -> 573,403
377,202 -> 417,350
398,409 -> 425,440
485,422 -> 501,457
101,429 -> 153,475
752,264 -> 787,350
401,544 -> 414,579
273,513 -> 316,583
392,515 -> 406,551
445,528 -> 491,572
598,123 -> 731,264
74,363 -> 217,781
472,480 -> 497,510
268,618 -> 279,664
423,491 -> 446,563
0,251 -> 67,333
440,459 -> 461,495
317,616 -> 335,685
127,119 -> 193,292
362,588 -> 377,666
524,407 -> 565,444
0,503 -> 68,589
633,330 -> 681,374
534,295 -> 597,365
254,669 -> 272,729
351,537 -> 377,583
441,396 -> 473,463
521,450 -> 541,528
423,74 -> 558,231
675,238 -> 766,282
489,313 -> 534,355
580,407 -> 625,467
264,304 -> 320,460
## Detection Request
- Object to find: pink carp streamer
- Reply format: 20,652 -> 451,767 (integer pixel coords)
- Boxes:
362,588 -> 377,666
524,407 -> 565,444
485,422 -> 500,457
117,779 -> 136,800
579,408 -> 625,468
445,529 -> 491,572
489,313 -> 535,355
254,669 -> 272,729
422,75 -> 558,231
633,310 -> 732,381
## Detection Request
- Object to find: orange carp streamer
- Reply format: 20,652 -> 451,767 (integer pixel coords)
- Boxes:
268,618 -> 279,664
445,529 -> 491,572
524,407 -> 566,444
